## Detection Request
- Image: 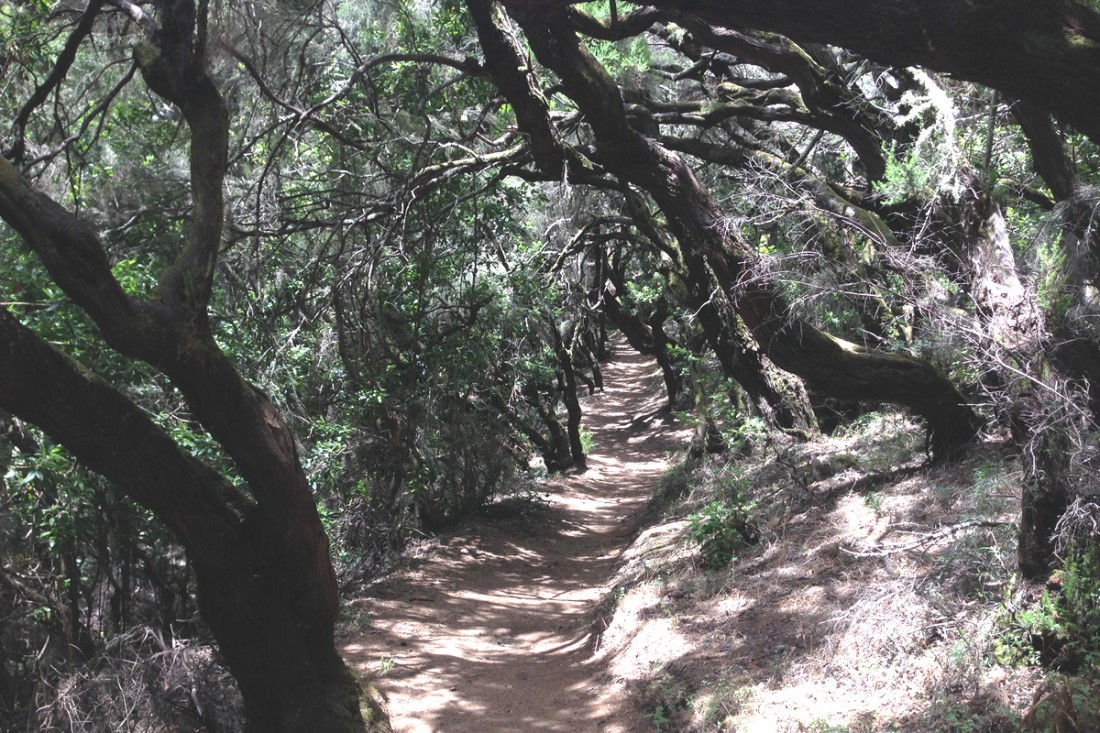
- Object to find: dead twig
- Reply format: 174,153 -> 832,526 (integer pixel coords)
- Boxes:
841,519 -> 1012,557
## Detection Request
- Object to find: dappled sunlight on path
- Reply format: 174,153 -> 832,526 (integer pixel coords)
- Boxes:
341,344 -> 689,732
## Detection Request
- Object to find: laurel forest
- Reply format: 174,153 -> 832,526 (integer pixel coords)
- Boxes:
2,0 -> 1100,730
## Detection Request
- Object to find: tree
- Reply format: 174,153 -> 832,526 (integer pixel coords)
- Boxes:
467,0 -> 982,458
0,0 -> 383,730
463,0 -> 1100,577
610,0 -> 1100,147
5,0 -> 1100,724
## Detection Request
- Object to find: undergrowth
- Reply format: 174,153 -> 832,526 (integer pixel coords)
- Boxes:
994,545 -> 1100,732
27,627 -> 243,733
605,409 -> 1100,731
687,470 -> 759,569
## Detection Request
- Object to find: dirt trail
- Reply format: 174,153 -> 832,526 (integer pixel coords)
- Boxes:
341,346 -> 688,733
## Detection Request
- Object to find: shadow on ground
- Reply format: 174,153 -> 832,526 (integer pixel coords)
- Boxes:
341,344 -> 690,733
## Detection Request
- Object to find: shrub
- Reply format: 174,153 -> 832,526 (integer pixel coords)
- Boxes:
996,545 -> 1100,674
688,474 -> 759,569
1050,546 -> 1100,673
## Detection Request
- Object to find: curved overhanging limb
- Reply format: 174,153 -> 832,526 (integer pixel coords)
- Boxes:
474,2 -> 982,458
0,1 -> 378,728
609,0 -> 1100,147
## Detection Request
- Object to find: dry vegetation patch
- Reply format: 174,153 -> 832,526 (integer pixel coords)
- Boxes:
30,627 -> 244,733
594,412 -> 1057,732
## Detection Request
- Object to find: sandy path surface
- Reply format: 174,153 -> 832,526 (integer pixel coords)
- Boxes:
341,346 -> 688,733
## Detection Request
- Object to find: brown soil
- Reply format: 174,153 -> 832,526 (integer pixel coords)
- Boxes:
589,413 -> 1035,732
341,346 -> 690,732
341,348 -> 1047,733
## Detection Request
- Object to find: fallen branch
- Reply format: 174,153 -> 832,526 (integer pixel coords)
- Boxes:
841,519 -> 1013,557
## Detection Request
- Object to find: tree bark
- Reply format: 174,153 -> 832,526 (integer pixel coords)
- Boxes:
1012,101 -> 1077,203
553,321 -> 588,470
955,188 -> 1074,579
0,311 -> 385,732
1011,103 -> 1100,421
519,382 -> 575,472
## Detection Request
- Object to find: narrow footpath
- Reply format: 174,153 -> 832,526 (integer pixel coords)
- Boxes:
341,346 -> 688,732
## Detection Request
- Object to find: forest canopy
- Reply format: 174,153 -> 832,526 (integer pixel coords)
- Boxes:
2,0 -> 1100,730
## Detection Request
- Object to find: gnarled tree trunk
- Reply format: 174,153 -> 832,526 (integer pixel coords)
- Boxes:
955,187 -> 1075,579
554,320 -> 588,470
0,311 -> 386,732
0,2 -> 386,727
612,0 -> 1100,147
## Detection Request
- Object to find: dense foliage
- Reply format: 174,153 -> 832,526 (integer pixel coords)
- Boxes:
2,0 -> 1099,730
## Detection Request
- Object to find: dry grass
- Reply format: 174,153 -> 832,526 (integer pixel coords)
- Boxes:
593,411 -> 1055,732
29,627 -> 243,733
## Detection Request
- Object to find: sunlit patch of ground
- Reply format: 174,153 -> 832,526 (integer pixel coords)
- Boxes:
591,418 -> 1041,732
340,349 -> 1048,733
340,344 -> 691,733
